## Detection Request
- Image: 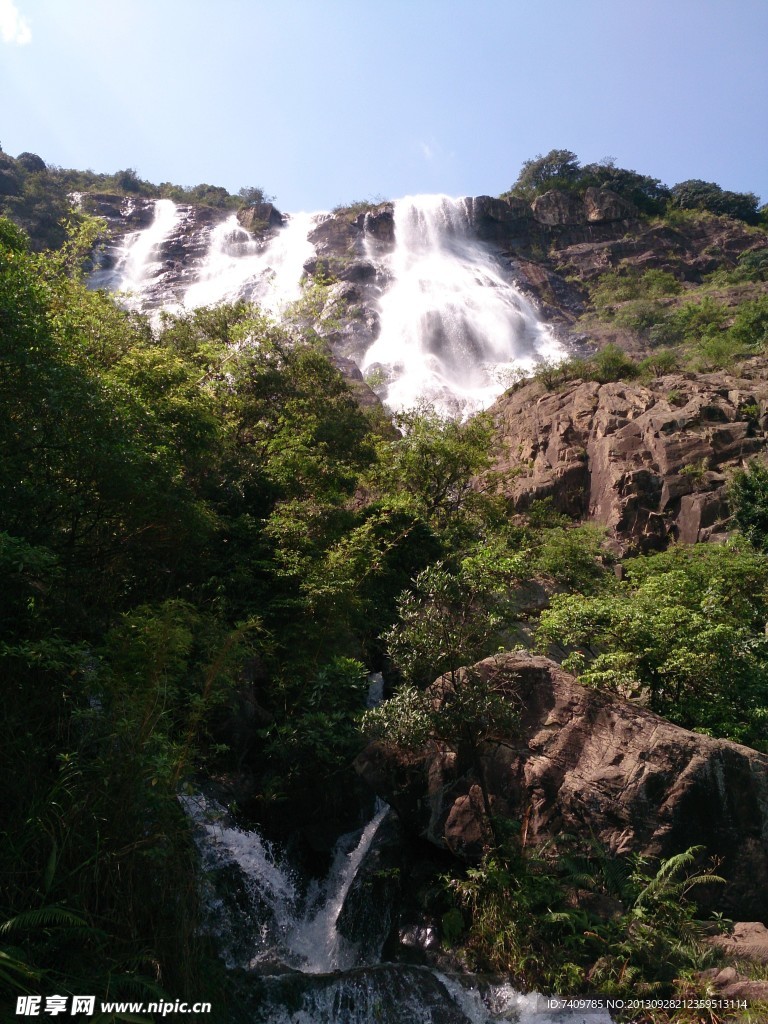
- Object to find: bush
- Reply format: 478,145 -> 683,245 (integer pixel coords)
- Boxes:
671,179 -> 760,224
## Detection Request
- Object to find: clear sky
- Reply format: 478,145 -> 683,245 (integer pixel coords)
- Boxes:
1,0 -> 766,213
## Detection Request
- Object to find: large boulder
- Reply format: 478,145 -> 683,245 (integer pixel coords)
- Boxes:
488,364 -> 768,552
236,202 -> 284,233
532,189 -> 588,226
355,653 -> 768,920
583,186 -> 638,223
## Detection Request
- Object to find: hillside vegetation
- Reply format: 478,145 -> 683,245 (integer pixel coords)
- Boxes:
2,148 -> 768,1019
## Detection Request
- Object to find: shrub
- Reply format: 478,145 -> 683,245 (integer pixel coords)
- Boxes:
589,343 -> 639,382
671,179 -> 760,224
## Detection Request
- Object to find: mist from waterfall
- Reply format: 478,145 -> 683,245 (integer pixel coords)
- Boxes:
362,194 -> 563,416
183,210 -> 322,315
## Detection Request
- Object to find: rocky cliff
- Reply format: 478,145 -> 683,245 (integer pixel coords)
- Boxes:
486,359 -> 768,553
356,652 -> 768,920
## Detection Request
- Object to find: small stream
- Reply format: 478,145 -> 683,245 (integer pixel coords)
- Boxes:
181,792 -> 614,1024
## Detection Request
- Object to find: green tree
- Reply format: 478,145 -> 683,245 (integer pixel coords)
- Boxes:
505,148 -> 581,200
730,459 -> 768,552
670,179 -> 760,223
537,543 -> 768,748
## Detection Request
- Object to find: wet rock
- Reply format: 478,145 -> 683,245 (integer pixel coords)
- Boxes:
335,810 -> 402,963
356,652 -> 768,920
361,204 -> 395,244
232,963 -> 502,1024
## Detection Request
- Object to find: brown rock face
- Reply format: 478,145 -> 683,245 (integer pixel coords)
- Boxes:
355,653 -> 768,920
583,186 -> 638,223
553,218 -> 767,283
532,189 -> 588,226
489,365 -> 768,552
236,203 -> 284,232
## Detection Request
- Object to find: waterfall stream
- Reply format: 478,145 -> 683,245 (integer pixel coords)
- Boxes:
181,793 -> 613,1024
361,195 -> 563,416
89,198 -> 183,307
183,211 -> 322,315
92,194 -> 564,415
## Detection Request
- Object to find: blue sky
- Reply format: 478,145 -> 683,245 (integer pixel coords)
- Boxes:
1,0 -> 766,212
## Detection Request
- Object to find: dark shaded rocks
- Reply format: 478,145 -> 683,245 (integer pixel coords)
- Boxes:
233,964 -> 488,1024
355,652 -> 768,920
79,192 -> 157,229
361,203 -> 395,244
465,195 -> 533,245
336,809 -> 402,964
488,364 -> 768,552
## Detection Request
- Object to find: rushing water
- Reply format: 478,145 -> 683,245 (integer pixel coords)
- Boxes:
94,194 -> 564,415
361,195 -> 563,415
89,198 -> 183,307
181,792 -> 613,1024
183,211 -> 322,315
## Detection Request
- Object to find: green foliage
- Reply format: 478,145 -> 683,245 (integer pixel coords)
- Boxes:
503,152 -> 670,214
0,148 -> 274,251
589,342 -> 639,382
380,563 -> 504,687
537,543 -> 768,748
532,345 -> 639,389
590,268 -> 682,310
504,148 -> 581,200
447,831 -> 721,999
729,293 -> 768,349
637,348 -> 680,378
533,524 -> 608,592
578,159 -> 671,215
705,246 -> 768,285
330,199 -> 383,217
730,459 -> 768,552
671,179 -> 760,224
237,185 -> 274,206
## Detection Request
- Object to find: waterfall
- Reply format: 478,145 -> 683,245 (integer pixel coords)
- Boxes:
90,192 -> 565,417
361,194 -> 563,416
180,792 -> 389,973
183,210 -> 322,315
90,198 -> 183,308
181,792 -> 614,1023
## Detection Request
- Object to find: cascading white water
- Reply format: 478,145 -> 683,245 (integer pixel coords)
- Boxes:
362,194 -> 564,416
91,192 -> 564,418
181,792 -> 615,1024
90,198 -> 182,308
183,210 -> 322,315
286,802 -> 389,973
180,792 -> 388,973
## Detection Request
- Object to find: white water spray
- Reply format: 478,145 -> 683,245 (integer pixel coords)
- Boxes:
91,198 -> 182,308
92,193 -> 565,416
183,211 -> 322,315
362,195 -> 563,416
181,793 -> 388,973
